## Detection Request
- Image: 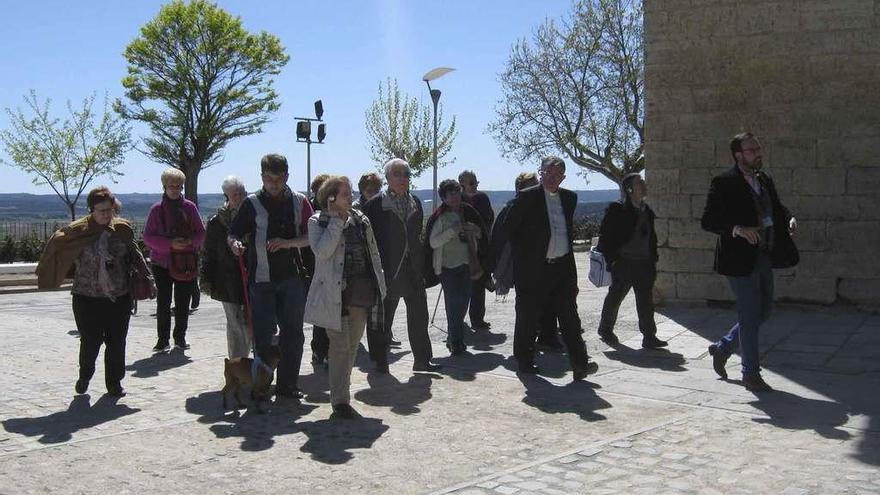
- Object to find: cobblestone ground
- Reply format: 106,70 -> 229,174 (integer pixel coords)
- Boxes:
0,256 -> 878,494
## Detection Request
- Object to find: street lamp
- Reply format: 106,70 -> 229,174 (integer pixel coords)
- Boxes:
422,67 -> 455,212
295,100 -> 326,192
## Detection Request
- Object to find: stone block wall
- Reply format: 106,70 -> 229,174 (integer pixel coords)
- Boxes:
644,0 -> 880,307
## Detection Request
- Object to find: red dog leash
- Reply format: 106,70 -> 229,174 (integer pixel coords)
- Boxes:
238,254 -> 254,342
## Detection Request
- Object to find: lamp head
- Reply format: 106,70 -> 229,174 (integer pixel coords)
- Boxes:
317,123 -> 326,143
314,100 -> 323,120
296,121 -> 311,140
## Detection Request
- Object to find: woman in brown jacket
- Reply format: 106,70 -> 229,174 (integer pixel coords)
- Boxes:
37,186 -> 151,397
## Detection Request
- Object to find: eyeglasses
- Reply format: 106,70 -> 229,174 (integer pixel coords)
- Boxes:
741,146 -> 762,154
93,206 -> 114,214
389,171 -> 411,179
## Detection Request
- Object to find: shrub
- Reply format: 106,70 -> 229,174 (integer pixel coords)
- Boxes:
0,236 -> 15,263
16,235 -> 46,262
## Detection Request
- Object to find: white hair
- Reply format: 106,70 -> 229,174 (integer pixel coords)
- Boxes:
383,158 -> 410,178
221,175 -> 246,195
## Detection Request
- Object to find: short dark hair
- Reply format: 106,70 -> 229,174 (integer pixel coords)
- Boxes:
438,179 -> 461,200
730,132 -> 756,160
261,154 -> 289,175
87,186 -> 115,212
458,170 -> 477,184
311,174 -> 331,195
357,172 -> 383,194
540,156 -> 566,173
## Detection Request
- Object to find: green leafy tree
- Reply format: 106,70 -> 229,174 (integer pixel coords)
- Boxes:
116,0 -> 289,203
365,78 -> 457,178
1,91 -> 132,220
489,0 -> 643,184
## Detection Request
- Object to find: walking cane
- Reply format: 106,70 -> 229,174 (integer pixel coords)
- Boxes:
430,287 -> 444,325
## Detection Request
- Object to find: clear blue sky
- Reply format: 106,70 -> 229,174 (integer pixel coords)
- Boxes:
0,0 -> 616,195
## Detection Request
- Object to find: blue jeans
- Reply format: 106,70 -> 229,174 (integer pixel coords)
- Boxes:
718,254 -> 773,376
250,277 -> 306,390
439,265 -> 472,347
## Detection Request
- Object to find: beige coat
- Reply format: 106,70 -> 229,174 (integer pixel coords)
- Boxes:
303,210 -> 386,331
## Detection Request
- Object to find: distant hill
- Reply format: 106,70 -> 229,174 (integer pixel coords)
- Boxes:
0,189 -> 620,222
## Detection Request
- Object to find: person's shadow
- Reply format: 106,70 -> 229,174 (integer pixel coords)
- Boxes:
468,328 -> 508,351
602,344 -> 687,372
501,355 -> 570,379
747,389 -> 853,440
517,373 -> 611,422
433,351 -> 506,382
185,390 -> 318,452
296,416 -> 389,464
2,394 -> 140,444
354,373 -> 439,416
126,348 -> 193,378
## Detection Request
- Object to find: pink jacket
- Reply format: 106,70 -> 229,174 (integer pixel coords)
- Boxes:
142,196 -> 206,268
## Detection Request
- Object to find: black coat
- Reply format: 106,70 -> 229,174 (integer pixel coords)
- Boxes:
597,201 -> 659,265
502,185 -> 578,288
700,166 -> 799,276
200,206 -> 245,304
362,190 -> 426,285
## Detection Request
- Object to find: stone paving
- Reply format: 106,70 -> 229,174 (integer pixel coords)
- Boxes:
0,255 -> 878,493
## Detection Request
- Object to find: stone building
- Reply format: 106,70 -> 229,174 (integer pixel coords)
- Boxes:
644,0 -> 880,308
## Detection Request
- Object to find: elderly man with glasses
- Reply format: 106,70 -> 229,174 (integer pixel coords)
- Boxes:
362,158 -> 441,373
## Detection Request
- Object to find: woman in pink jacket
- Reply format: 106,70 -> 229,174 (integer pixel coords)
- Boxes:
143,168 -> 205,352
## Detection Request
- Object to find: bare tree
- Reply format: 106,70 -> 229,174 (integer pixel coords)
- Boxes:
489,0 -> 643,184
1,91 -> 132,220
365,78 -> 457,178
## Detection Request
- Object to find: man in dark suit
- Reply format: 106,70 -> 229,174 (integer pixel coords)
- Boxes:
363,158 -> 441,373
701,132 -> 799,392
504,156 -> 597,380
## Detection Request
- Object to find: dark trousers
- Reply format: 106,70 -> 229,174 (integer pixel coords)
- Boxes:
514,254 -> 589,369
468,278 -> 487,325
598,258 -> 658,337
537,307 -> 559,343
440,265 -> 472,346
311,326 -> 329,359
365,318 -> 388,366
384,262 -> 432,364
153,264 -> 194,345
72,293 -> 131,390
250,277 -> 306,390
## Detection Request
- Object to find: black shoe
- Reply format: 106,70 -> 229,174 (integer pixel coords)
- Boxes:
152,340 -> 170,353
471,321 -> 491,330
743,374 -> 773,392
106,385 -> 126,397
642,336 -> 669,349
518,362 -> 540,374
447,342 -> 467,356
573,361 -> 599,381
174,340 -> 190,350
75,379 -> 88,394
412,361 -> 442,372
388,338 -> 402,347
311,354 -> 327,365
708,344 -> 729,379
331,403 -> 361,420
275,385 -> 304,399
598,331 -> 620,345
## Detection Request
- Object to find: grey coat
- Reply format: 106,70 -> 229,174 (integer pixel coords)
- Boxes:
303,209 -> 387,330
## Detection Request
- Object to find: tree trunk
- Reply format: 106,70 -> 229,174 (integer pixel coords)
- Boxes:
68,202 -> 76,221
182,163 -> 200,206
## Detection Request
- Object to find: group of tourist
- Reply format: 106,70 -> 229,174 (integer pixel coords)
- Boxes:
35,131 -> 798,417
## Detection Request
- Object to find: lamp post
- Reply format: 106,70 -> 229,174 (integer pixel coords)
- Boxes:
295,100 -> 326,192
422,67 -> 455,211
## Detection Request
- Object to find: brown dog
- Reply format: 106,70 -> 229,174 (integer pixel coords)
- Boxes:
222,345 -> 281,413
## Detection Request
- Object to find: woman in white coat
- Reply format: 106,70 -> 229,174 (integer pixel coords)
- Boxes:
304,176 -> 387,419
